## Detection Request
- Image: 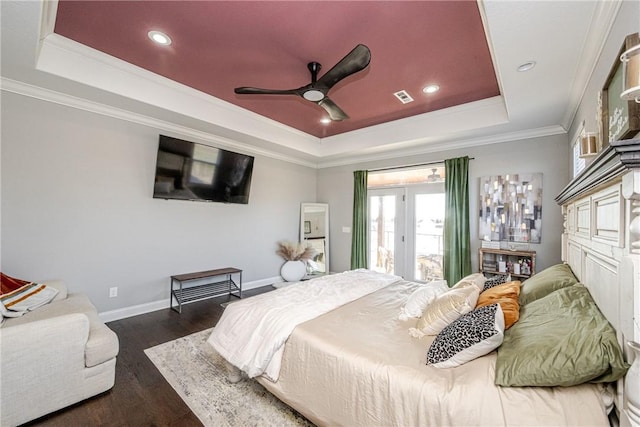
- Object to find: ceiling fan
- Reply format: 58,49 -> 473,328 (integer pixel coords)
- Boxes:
234,44 -> 371,121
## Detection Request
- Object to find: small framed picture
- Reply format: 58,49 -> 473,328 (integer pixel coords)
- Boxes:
304,221 -> 311,234
599,32 -> 640,148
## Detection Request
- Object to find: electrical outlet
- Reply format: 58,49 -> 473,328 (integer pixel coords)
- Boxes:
109,287 -> 118,298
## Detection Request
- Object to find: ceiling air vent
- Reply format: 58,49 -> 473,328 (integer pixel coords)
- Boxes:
394,90 -> 414,104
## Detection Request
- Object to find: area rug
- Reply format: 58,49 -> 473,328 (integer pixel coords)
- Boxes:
144,329 -> 313,427
272,280 -> 298,289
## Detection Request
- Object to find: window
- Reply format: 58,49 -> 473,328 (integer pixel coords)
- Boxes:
573,139 -> 586,177
572,123 -> 586,178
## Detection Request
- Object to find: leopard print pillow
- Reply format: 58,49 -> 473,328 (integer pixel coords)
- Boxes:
482,274 -> 511,292
426,303 -> 504,368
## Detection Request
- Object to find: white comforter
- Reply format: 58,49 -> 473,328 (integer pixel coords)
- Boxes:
207,269 -> 399,381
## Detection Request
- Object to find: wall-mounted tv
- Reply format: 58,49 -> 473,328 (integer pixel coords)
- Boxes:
153,135 -> 254,204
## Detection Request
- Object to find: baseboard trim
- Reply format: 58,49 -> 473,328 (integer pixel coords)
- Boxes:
98,276 -> 280,323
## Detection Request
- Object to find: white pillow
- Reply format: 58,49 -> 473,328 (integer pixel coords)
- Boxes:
451,273 -> 487,292
409,285 -> 480,337
398,280 -> 448,321
426,303 -> 505,368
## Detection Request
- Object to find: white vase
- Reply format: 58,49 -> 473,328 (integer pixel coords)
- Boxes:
281,260 -> 306,282
625,340 -> 640,425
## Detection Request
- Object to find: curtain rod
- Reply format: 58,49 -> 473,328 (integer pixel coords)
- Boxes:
367,157 -> 475,173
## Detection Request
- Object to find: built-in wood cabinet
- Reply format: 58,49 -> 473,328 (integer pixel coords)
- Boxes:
554,138 -> 640,424
478,248 -> 536,279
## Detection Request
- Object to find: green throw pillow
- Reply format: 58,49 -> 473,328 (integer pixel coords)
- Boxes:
495,285 -> 629,387
519,263 -> 578,305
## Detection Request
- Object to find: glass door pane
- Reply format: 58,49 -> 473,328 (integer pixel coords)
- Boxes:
368,189 -> 404,276
413,192 -> 445,282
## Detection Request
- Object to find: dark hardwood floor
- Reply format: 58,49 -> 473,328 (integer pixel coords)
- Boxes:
25,286 -> 275,427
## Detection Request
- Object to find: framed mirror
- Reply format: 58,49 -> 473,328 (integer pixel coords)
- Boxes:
300,203 -> 329,277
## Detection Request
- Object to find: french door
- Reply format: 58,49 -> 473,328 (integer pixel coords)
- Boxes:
408,186 -> 445,282
368,188 -> 406,277
368,184 -> 445,281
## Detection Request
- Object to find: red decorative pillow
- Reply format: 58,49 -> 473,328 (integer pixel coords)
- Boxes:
1,273 -> 31,295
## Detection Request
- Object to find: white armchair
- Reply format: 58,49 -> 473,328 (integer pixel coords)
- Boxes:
0,282 -> 119,426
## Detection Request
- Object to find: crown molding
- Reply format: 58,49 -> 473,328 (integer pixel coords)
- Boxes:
476,0 -> 507,119
36,33 -> 323,156
37,0 -> 58,59
36,33 -> 514,161
0,77 -> 319,169
319,96 -> 509,157
3,76 -> 569,170
316,124 -> 567,169
3,0 -> 621,171
561,0 -> 623,129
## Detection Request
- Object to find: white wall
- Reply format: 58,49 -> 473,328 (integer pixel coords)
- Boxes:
1,92 -> 316,313
569,0 -> 640,168
318,134 -> 570,276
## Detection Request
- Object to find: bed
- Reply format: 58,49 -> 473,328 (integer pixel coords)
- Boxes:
208,138 -> 640,426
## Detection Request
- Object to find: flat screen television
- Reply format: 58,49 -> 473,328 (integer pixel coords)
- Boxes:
153,135 -> 254,204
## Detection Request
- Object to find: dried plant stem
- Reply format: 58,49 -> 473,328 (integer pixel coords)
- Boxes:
276,241 -> 317,261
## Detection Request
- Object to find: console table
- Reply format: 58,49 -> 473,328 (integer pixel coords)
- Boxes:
170,267 -> 242,313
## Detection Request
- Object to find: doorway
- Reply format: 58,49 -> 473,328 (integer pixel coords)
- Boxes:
409,186 -> 445,282
367,168 -> 445,281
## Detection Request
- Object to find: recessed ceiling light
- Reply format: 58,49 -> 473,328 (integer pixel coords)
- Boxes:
517,61 -> 536,72
422,84 -> 440,94
148,30 -> 172,46
320,118 -> 331,124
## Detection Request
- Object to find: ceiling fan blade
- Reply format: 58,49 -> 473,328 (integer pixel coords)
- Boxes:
316,97 -> 349,121
234,87 -> 298,95
315,44 -> 371,91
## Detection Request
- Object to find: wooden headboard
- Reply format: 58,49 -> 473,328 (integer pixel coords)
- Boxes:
556,138 -> 640,426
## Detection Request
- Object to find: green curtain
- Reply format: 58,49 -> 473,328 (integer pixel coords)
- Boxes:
443,156 -> 472,286
351,170 -> 368,269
